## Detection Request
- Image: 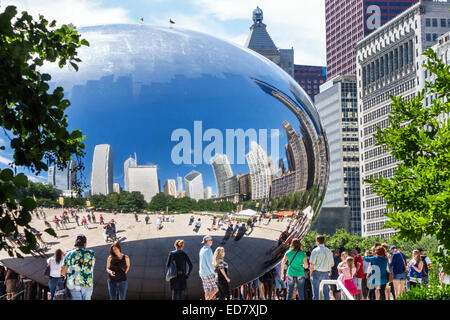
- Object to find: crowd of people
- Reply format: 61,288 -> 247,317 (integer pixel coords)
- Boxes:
0,207 -> 435,301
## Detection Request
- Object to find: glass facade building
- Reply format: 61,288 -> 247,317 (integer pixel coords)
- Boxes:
91,144 -> 114,195
294,65 -> 327,101
325,0 -> 425,81
316,75 -> 361,235
184,170 -> 204,201
128,165 -> 159,202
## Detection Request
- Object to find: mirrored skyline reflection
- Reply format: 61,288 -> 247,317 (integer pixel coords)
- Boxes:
0,24 -> 328,198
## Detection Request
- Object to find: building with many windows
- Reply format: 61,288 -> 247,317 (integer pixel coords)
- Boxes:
91,144 -> 114,195
246,141 -> 272,200
48,160 -> 77,193
325,0 -> 426,81
113,183 -> 121,193
123,155 -> 137,191
356,0 -> 450,237
294,65 -> 327,101
204,186 -> 212,200
210,154 -> 233,197
315,75 -> 361,235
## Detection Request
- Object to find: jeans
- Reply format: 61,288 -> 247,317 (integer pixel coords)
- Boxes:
108,281 -> 128,300
311,271 -> 330,300
287,276 -> 305,300
48,277 -> 64,300
69,286 -> 93,300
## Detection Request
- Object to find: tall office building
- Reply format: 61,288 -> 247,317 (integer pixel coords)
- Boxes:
210,154 -> 233,197
127,165 -> 159,202
315,75 -> 361,235
48,160 -> 77,191
356,1 -> 450,238
326,0 -> 425,81
271,120 -> 308,199
113,183 -> 121,193
294,65 -> 327,101
184,170 -> 204,201
176,175 -> 184,195
91,144 -> 113,195
223,175 -> 240,197
123,155 -> 137,191
204,186 -> 212,200
246,141 -> 272,200
245,6 -> 294,77
164,179 -> 177,197
238,173 -> 252,201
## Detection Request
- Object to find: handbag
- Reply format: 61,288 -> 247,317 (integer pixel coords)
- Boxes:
44,264 -> 51,277
166,254 -> 177,282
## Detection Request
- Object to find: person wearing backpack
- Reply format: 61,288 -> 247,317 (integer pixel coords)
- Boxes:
389,246 -> 408,297
166,239 -> 193,300
280,238 -> 308,300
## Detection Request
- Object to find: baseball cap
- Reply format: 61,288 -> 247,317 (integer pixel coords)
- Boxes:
201,235 -> 213,244
390,245 -> 397,251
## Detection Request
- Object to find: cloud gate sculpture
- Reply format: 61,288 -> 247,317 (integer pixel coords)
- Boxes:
0,24 -> 329,299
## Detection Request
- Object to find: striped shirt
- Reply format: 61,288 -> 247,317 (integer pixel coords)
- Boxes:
310,244 -> 334,272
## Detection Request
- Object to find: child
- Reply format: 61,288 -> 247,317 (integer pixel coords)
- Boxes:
338,253 -> 359,299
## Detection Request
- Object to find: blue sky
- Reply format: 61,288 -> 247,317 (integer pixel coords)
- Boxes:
1,0 -> 327,191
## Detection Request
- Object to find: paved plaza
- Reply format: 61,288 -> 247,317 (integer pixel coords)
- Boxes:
0,210 -> 288,299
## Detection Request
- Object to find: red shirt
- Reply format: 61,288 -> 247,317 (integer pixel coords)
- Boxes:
354,254 -> 364,279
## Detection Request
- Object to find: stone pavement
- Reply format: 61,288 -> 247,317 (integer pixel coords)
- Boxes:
0,209 -> 286,299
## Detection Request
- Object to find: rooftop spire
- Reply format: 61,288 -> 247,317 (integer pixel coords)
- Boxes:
252,6 -> 263,24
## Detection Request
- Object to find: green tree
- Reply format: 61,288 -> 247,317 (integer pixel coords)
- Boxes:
367,48 -> 450,273
0,6 -> 88,257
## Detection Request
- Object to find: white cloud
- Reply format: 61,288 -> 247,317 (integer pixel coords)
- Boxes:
27,175 -> 47,183
5,0 -> 133,27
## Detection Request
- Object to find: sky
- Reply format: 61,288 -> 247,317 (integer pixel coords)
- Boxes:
4,0 -> 326,66
0,0 -> 327,190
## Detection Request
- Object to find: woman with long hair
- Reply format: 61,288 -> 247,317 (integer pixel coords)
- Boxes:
166,239 -> 193,300
106,242 -> 130,300
280,238 -> 308,300
213,246 -> 231,300
408,249 -> 424,289
47,248 -> 65,300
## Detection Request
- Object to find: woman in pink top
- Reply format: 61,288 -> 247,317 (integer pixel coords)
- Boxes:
338,252 -> 359,298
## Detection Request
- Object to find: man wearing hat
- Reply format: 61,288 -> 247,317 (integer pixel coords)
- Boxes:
388,245 -> 408,298
61,235 -> 96,300
199,235 -> 218,300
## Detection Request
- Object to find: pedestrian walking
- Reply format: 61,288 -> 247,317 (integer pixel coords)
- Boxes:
280,238 -> 308,300
194,218 -> 202,232
99,215 -> 104,225
166,240 -> 193,300
221,224 -> 233,244
213,246 -> 231,300
145,214 -> 150,225
61,235 -> 95,300
134,213 -> 139,222
199,235 -> 218,300
309,235 -> 334,300
87,214 -> 91,224
364,245 -> 389,300
81,217 -> 88,230
74,214 -> 79,226
92,213 -> 96,224
106,242 -> 130,300
47,249 -> 65,300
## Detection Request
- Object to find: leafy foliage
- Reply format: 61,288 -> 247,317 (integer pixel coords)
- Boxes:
366,48 -> 450,273
396,274 -> 450,300
148,193 -> 236,213
0,6 -> 88,257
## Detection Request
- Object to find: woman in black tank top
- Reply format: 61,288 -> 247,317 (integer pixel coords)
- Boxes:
106,242 -> 130,300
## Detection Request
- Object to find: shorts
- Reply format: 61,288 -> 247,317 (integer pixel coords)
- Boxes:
275,278 -> 286,289
393,272 -> 407,281
6,279 -> 18,293
353,277 -> 362,290
200,275 -> 218,293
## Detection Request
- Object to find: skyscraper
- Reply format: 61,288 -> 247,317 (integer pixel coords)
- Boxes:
91,144 -> 114,195
48,160 -> 77,191
245,6 -> 294,77
127,165 -> 159,202
184,170 -> 204,201
176,175 -> 184,195
294,65 -> 327,101
325,0 -> 424,81
315,75 -> 361,235
210,154 -> 233,197
113,183 -> 121,193
164,179 -> 177,197
246,141 -> 272,200
356,0 -> 450,238
204,186 -> 212,200
123,155 -> 137,191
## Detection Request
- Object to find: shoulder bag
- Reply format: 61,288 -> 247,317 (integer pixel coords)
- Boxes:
44,264 -> 51,277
